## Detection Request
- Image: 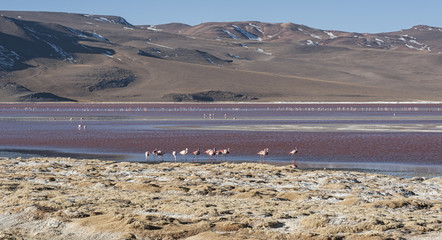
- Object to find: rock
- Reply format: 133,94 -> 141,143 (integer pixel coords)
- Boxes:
215,221 -> 249,231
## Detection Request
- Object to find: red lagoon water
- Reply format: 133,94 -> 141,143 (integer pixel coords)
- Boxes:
0,103 -> 441,175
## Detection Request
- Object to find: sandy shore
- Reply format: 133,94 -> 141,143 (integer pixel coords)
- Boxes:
0,157 -> 441,239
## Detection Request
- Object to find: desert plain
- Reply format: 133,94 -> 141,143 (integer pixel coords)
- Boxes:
0,157 -> 441,240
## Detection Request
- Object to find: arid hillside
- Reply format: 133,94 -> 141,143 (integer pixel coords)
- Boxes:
1,11 -> 441,102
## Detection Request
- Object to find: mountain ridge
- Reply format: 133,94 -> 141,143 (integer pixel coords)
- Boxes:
0,11 -> 441,102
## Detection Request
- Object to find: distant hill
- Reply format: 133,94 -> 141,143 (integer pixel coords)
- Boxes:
1,11 -> 441,102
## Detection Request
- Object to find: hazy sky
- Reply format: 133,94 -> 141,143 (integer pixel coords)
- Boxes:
2,0 -> 441,33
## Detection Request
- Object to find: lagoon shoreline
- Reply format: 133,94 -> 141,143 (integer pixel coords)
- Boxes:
2,148 -> 442,179
0,157 -> 441,239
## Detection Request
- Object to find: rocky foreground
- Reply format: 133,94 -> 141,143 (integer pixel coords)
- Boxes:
0,157 -> 441,240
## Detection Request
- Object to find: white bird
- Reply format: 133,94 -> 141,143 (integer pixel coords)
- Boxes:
289,147 -> 298,168
179,148 -> 188,161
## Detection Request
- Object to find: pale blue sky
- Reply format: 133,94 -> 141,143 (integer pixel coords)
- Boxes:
2,0 -> 441,33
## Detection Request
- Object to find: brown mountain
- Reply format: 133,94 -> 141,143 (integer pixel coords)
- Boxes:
1,11 -> 441,102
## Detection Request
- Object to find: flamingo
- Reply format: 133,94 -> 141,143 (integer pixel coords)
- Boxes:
205,148 -> 216,163
289,147 -> 298,168
221,148 -> 230,161
179,148 -> 189,161
215,149 -> 223,162
145,151 -> 150,162
153,148 -> 164,161
172,151 -> 177,162
192,149 -> 200,162
156,150 -> 165,161
257,148 -> 269,163
152,148 -> 158,161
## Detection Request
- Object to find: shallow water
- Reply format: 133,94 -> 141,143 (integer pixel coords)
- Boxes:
0,102 -> 441,177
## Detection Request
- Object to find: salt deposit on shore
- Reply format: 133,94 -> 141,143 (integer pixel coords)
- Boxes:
0,157 -> 441,239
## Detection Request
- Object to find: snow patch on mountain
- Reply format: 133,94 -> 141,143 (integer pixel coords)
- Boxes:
90,32 -> 111,43
206,58 -> 215,64
324,31 -> 336,39
375,38 -> 384,43
84,15 -> 112,24
146,25 -> 163,32
249,23 -> 264,34
401,34 -> 416,40
83,15 -> 132,26
405,44 -> 431,51
409,40 -> 423,46
103,50 -> 114,58
67,27 -> 111,44
75,42 -> 93,51
256,48 -> 272,55
232,25 -> 262,41
306,40 -> 317,46
222,30 -> 239,39
395,35 -> 431,51
67,28 -> 87,38
146,41 -> 173,50
310,34 -> 321,39
227,53 -> 241,59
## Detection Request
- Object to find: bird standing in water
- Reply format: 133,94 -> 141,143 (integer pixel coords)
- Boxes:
192,149 -> 200,162
289,147 -> 298,168
179,148 -> 189,161
155,149 -> 165,161
257,148 -> 269,163
205,148 -> 216,163
221,148 -> 230,161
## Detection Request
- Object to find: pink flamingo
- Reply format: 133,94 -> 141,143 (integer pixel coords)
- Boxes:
221,148 -> 230,161
192,149 -> 200,162
152,148 -> 158,161
179,148 -> 189,161
289,147 -> 298,168
257,148 -> 269,163
215,149 -> 223,161
172,150 -> 177,162
154,149 -> 165,161
205,148 -> 216,163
